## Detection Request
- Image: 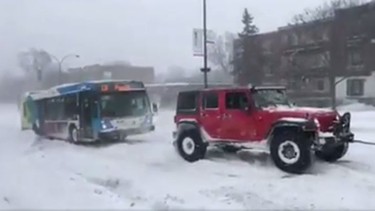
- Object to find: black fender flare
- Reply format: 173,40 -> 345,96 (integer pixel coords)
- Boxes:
266,119 -> 318,145
172,121 -> 201,147
176,121 -> 200,137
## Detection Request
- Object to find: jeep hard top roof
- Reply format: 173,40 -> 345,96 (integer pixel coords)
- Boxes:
177,85 -> 286,94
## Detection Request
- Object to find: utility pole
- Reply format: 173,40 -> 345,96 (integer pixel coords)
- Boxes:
200,0 -> 210,88
51,54 -> 80,85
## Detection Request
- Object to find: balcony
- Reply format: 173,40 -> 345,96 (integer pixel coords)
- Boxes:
283,40 -> 328,54
346,34 -> 366,48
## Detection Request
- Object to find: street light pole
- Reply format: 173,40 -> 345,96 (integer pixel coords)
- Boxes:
200,0 -> 210,88
51,54 -> 80,84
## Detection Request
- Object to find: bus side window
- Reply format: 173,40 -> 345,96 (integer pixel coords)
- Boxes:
45,99 -> 54,121
64,94 -> 78,120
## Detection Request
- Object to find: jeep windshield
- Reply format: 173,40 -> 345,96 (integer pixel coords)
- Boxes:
100,90 -> 150,118
252,89 -> 292,108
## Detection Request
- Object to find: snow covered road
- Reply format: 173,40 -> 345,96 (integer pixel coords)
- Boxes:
1,103 -> 375,210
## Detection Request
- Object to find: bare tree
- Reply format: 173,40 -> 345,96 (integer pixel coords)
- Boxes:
17,48 -> 53,82
291,0 -> 365,24
208,32 -> 236,74
164,65 -> 187,82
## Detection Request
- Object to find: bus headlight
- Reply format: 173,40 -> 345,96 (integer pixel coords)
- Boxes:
101,120 -> 113,130
143,115 -> 153,125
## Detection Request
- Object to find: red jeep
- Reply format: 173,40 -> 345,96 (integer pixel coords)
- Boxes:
173,86 -> 354,174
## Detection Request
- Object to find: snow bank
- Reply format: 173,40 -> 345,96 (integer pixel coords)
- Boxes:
338,102 -> 375,112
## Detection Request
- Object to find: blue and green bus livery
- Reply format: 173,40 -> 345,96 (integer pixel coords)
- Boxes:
20,80 -> 156,143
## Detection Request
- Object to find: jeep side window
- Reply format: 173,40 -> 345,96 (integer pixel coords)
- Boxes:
177,92 -> 197,111
225,92 -> 248,110
202,92 -> 218,109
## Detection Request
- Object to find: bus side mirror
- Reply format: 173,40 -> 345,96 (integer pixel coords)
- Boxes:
152,103 -> 158,114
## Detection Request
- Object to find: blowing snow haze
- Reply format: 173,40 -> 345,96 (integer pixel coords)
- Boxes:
0,0 -> 330,74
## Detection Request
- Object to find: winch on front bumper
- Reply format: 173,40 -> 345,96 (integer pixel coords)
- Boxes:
314,112 -> 354,150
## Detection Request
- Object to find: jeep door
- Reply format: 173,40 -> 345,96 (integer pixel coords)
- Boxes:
221,91 -> 255,141
200,91 -> 221,139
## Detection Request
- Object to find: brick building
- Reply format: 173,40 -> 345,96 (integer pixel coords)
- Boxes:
333,3 -> 375,105
233,1 -> 375,107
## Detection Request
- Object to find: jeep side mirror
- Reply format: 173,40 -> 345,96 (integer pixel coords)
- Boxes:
152,102 -> 158,114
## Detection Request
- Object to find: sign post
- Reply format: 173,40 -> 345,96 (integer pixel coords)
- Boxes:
192,0 -> 216,88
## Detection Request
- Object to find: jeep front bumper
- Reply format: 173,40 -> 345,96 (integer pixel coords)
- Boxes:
315,112 -> 354,148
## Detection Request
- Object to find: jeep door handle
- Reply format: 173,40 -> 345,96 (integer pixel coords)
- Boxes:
223,114 -> 231,119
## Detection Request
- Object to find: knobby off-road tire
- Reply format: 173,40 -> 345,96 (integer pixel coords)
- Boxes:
176,129 -> 207,162
315,142 -> 349,162
270,130 -> 313,174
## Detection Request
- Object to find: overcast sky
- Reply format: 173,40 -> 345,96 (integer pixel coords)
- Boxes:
0,0 -> 329,74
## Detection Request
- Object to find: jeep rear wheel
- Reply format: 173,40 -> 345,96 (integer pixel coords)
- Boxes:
315,142 -> 349,162
176,129 -> 207,162
270,130 -> 312,174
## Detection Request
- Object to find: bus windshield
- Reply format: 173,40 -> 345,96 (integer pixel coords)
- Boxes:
100,91 -> 150,118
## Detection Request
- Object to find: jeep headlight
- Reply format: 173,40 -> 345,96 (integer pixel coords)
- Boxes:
314,118 -> 320,129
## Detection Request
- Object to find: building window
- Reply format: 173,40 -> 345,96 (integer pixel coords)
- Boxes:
347,50 -> 363,66
288,33 -> 299,46
264,65 -> 274,76
317,79 -> 325,91
289,80 -> 298,90
307,52 -> 329,69
347,79 -> 365,97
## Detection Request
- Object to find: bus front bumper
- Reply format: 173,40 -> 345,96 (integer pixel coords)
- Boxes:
98,125 -> 155,141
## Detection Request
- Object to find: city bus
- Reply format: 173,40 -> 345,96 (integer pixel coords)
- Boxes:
20,80 -> 157,143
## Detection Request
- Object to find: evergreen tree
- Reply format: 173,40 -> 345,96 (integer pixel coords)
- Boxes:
233,9 -> 262,86
239,9 -> 258,37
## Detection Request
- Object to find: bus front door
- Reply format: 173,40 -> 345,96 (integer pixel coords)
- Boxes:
80,93 -> 94,139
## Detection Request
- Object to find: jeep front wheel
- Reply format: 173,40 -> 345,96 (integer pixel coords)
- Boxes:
270,130 -> 312,174
176,130 -> 207,162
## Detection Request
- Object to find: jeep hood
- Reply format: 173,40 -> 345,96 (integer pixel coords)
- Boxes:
264,106 -> 337,117
264,106 -> 338,131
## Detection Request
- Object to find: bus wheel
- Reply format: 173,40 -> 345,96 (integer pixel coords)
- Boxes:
32,123 -> 42,136
69,126 -> 79,144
